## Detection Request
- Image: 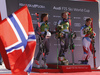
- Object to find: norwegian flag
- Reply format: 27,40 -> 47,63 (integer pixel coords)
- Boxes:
0,6 -> 36,75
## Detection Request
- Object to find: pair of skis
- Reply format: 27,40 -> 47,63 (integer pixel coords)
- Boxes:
91,18 -> 96,68
68,12 -> 76,65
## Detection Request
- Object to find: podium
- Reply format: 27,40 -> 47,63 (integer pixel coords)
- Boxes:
32,67 -> 60,73
32,63 -> 91,73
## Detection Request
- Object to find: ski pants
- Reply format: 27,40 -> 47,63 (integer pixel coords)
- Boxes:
36,37 -> 50,60
59,33 -> 69,57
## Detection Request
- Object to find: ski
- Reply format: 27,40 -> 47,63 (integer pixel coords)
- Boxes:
91,18 -> 96,68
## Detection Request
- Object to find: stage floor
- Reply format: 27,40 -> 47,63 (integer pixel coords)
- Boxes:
1,72 -> 100,75
1,63 -> 100,75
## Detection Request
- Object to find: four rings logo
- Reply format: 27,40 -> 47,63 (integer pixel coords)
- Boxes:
53,21 -> 58,25
74,23 -> 81,27
32,20 -> 37,24
19,3 -> 45,9
83,17 -> 90,20
53,15 -> 61,18
74,36 -> 81,41
73,17 -> 81,20
74,44 -> 82,47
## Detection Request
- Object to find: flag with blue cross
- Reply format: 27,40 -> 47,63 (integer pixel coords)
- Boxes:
0,6 -> 36,75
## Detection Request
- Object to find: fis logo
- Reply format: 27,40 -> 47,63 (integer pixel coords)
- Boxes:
19,3 -> 45,9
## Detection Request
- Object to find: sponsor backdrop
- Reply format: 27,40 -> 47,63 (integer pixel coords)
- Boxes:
0,0 -> 7,20
5,0 -> 99,68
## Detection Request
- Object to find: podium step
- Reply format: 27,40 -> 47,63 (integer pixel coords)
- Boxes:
32,67 -> 61,73
47,63 -> 91,73
91,68 -> 100,71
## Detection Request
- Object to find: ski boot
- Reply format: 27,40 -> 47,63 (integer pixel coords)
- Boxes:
41,57 -> 48,69
81,60 -> 88,65
34,59 -> 40,68
59,57 -> 69,65
41,63 -> 48,69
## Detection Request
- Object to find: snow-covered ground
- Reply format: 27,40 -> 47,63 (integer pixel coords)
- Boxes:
0,63 -> 11,74
0,63 -> 35,74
